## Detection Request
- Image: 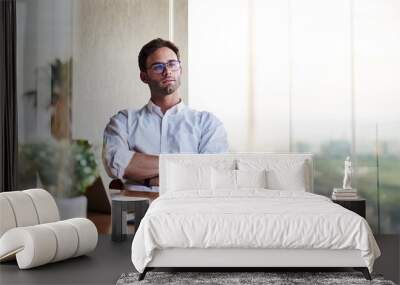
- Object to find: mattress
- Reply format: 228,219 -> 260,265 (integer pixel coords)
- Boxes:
131,190 -> 380,273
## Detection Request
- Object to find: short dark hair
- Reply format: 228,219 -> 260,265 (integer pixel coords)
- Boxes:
138,38 -> 180,72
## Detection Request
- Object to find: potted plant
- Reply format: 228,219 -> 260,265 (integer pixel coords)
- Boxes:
20,139 -> 98,219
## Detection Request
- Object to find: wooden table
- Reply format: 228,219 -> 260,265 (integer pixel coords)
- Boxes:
121,190 -> 159,201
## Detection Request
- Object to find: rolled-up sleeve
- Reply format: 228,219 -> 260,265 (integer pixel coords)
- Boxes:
102,111 -> 135,179
198,112 -> 229,153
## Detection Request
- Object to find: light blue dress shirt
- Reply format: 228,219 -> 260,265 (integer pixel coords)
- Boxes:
102,100 -> 228,192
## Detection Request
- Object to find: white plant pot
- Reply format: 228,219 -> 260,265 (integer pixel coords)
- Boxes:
55,195 -> 87,220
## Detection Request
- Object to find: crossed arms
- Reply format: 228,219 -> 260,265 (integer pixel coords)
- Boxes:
102,109 -> 229,188
123,151 -> 159,187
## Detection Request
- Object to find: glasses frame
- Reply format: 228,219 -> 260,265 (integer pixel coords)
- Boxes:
147,60 -> 181,74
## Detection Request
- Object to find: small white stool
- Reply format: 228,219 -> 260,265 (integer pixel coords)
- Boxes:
111,195 -> 149,242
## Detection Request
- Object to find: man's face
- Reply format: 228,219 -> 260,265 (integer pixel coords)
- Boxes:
141,47 -> 182,96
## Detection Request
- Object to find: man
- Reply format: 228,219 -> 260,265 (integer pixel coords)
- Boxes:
102,38 -> 228,192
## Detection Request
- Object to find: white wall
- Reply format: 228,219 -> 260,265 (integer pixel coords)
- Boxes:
72,0 -> 167,143
173,0 -> 188,104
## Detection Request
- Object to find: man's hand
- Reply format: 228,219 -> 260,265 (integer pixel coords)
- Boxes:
149,176 -> 159,187
123,148 -> 159,182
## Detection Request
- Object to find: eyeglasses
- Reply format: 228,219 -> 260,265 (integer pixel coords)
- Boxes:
147,60 -> 181,74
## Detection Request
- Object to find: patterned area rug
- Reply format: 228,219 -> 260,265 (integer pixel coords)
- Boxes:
116,271 -> 396,285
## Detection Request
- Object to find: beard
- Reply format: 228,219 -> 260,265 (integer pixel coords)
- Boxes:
148,76 -> 181,96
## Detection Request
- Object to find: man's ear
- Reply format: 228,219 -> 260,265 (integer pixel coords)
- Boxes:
140,71 -> 149,83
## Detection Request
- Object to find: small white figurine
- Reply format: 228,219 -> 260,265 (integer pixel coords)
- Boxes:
342,156 -> 353,189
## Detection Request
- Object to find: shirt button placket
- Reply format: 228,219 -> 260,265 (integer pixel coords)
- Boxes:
160,115 -> 168,153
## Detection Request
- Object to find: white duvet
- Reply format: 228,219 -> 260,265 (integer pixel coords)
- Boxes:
131,190 -> 380,273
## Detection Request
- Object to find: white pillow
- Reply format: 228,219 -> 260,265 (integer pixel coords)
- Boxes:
237,159 -> 307,191
236,169 -> 268,189
267,167 -> 306,191
167,162 -> 212,191
211,169 -> 268,190
211,168 -> 236,190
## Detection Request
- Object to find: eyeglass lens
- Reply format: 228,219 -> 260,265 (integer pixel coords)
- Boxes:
151,60 -> 180,74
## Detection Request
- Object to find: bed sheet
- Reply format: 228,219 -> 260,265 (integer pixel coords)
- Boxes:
131,190 -> 380,273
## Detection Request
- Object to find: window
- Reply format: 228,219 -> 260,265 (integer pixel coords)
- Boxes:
188,0 -> 400,233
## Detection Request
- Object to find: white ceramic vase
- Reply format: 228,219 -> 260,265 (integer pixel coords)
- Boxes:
55,195 -> 88,220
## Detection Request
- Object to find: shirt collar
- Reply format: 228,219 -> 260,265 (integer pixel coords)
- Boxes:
146,99 -> 185,116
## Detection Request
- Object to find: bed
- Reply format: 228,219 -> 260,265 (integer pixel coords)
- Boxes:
130,153 -> 380,281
